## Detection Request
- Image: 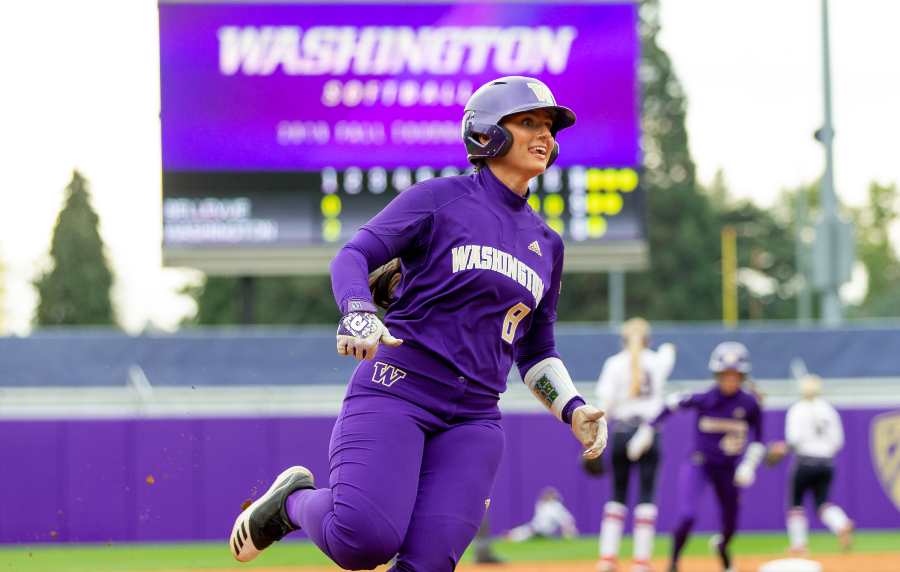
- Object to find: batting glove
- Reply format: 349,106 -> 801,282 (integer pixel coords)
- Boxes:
626,423 -> 654,461
336,311 -> 403,361
733,441 -> 766,488
734,463 -> 756,488
572,405 -> 608,459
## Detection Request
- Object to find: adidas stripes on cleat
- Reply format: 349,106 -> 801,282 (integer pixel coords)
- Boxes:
230,466 -> 315,562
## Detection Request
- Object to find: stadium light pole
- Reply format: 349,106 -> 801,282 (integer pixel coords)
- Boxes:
816,0 -> 843,325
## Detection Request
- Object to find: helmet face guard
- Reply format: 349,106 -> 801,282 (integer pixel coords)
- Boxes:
462,76 -> 576,167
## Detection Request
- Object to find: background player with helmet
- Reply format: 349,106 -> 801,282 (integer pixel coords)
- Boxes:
228,76 -> 609,572
594,318 -> 676,572
628,341 -> 765,572
767,370 -> 854,555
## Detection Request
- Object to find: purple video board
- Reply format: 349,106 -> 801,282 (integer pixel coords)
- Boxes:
159,2 -> 640,171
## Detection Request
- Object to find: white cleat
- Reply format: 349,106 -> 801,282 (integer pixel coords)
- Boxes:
597,556 -> 617,571
708,534 -> 724,554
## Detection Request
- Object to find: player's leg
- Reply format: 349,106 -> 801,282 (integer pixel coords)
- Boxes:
474,509 -> 503,562
786,459 -> 811,555
669,460 -> 707,571
812,461 -> 853,550
709,465 -> 740,572
599,429 -> 633,571
632,433 -> 660,572
504,523 -> 536,542
389,418 -> 505,572
285,392 -> 430,570
230,466 -> 316,562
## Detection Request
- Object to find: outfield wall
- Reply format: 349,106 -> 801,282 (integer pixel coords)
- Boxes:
3,323 -> 900,387
1,406 -> 898,544
3,324 -> 899,543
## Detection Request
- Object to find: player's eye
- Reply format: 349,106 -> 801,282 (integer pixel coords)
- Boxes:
522,118 -> 534,127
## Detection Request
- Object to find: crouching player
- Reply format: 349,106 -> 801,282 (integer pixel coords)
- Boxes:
627,342 -> 765,572
505,487 -> 578,542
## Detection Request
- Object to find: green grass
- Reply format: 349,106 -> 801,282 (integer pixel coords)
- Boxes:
1,531 -> 897,572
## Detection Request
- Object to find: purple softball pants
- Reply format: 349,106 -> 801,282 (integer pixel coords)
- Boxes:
670,457 -> 739,564
286,362 -> 505,572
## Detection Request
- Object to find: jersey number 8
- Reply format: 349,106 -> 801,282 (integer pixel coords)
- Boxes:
502,303 -> 531,344
719,431 -> 747,456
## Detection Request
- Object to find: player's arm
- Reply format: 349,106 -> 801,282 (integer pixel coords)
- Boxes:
626,390 -> 697,461
784,404 -> 801,449
516,241 -> 607,459
829,403 -> 845,452
330,183 -> 434,360
734,403 -> 765,487
655,342 -> 677,379
594,358 -> 618,415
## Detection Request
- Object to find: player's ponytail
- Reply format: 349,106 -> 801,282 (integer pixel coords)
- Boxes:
621,317 -> 650,398
369,259 -> 402,310
744,378 -> 767,405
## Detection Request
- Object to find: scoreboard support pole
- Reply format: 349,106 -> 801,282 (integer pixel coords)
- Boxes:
242,276 -> 255,325
608,267 -> 625,326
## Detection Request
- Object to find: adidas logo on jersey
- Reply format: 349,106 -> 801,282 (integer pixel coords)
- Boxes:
528,241 -> 542,256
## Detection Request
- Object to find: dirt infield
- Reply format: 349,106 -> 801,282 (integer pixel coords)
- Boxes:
147,552 -> 899,572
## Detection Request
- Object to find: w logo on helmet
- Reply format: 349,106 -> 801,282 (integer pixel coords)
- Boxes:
526,83 -> 556,104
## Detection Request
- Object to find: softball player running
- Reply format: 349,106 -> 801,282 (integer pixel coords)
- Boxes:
595,318 -> 676,572
780,374 -> 853,554
229,76 -> 609,572
628,342 -> 765,572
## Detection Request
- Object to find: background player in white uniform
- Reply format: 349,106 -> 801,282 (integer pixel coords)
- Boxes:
774,374 -> 853,554
594,318 -> 676,572
505,487 -> 578,542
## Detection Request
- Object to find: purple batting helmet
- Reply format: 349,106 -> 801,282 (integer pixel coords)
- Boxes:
709,341 -> 752,374
462,76 -> 576,167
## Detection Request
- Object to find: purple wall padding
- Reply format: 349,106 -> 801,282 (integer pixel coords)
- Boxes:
2,409 -> 898,544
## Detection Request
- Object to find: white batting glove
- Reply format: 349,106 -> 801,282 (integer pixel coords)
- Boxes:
572,405 -> 608,459
336,311 -> 403,361
627,423 -> 654,461
734,462 -> 756,488
733,441 -> 766,488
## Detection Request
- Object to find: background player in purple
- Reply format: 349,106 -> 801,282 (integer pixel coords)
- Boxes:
229,76 -> 609,571
627,342 -> 766,572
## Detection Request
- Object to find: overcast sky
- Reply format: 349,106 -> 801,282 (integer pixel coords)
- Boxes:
1,0 -> 897,335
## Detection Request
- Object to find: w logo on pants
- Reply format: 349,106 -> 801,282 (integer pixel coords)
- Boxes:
372,362 -> 407,387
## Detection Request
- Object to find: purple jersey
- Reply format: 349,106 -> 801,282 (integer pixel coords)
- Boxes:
652,386 -> 762,466
330,166 -> 579,418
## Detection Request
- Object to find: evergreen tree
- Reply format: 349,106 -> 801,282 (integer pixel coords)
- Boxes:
557,0 -> 723,321
719,198 -> 798,321
35,171 -> 116,326
619,0 -> 722,321
194,275 -> 340,325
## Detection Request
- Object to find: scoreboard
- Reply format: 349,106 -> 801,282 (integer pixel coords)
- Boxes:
159,1 -> 647,274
